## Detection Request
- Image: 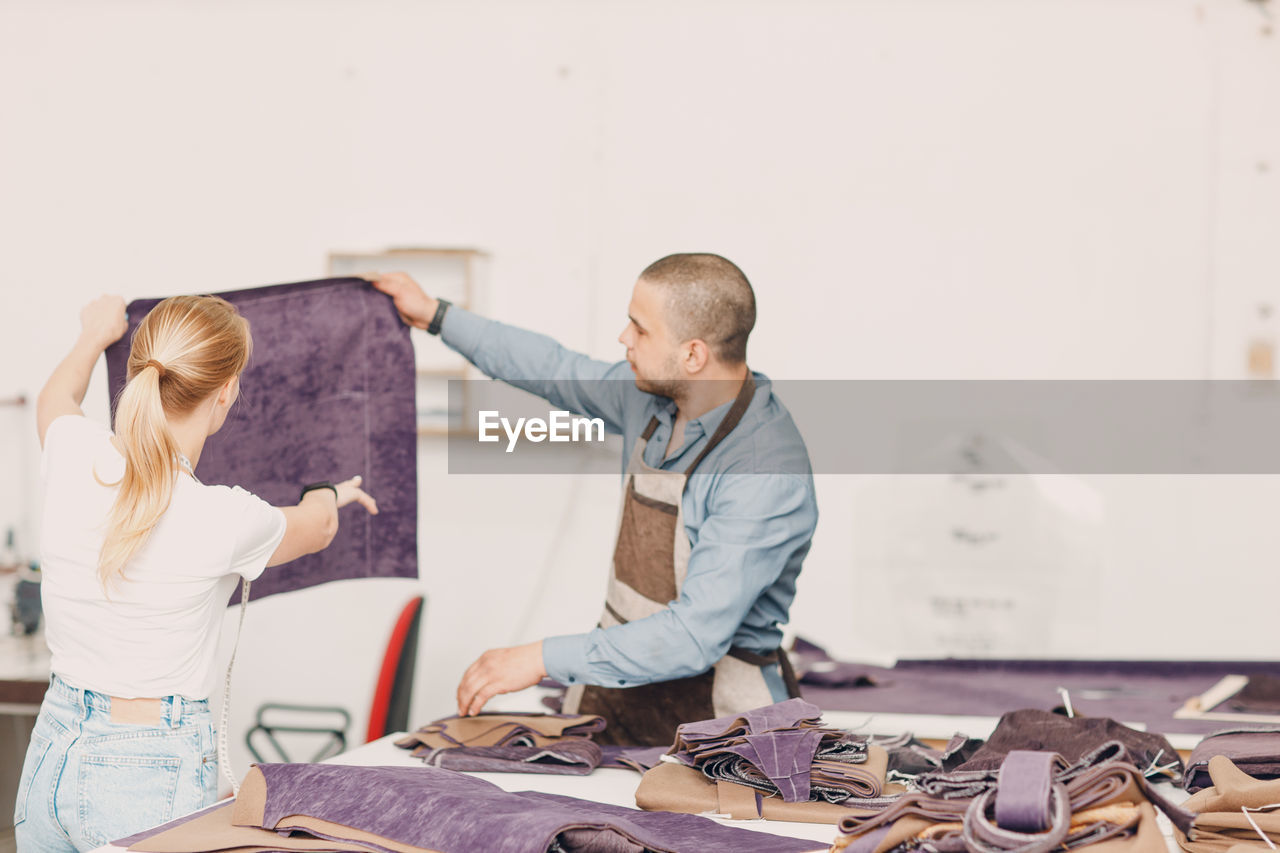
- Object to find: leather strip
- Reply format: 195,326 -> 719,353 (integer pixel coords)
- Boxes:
964,780 -> 1071,853
995,751 -> 1058,831
603,600 -> 629,626
681,373 -> 756,481
726,646 -> 803,700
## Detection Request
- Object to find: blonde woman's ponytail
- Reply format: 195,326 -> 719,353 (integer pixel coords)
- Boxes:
97,296 -> 251,587
97,363 -> 183,585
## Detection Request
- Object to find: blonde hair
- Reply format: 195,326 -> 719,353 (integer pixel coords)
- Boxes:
98,295 -> 252,586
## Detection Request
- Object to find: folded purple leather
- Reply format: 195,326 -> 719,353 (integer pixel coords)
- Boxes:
674,697 -> 825,742
1184,728 -> 1280,792
955,709 -> 1183,780
669,699 -> 874,803
250,763 -> 826,853
105,278 -> 418,600
420,739 -> 602,775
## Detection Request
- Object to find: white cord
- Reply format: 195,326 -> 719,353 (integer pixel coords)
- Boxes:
219,577 -> 250,795
1241,804 -> 1280,851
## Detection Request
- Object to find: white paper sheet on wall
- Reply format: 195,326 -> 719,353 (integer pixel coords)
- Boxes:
858,433 -> 1104,657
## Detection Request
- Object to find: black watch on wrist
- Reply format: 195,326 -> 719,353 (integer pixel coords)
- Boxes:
300,481 -> 338,502
426,299 -> 451,336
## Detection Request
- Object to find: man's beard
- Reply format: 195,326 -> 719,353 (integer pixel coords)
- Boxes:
632,359 -> 684,400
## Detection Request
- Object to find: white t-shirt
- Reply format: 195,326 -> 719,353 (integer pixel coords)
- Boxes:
39,415 -> 287,700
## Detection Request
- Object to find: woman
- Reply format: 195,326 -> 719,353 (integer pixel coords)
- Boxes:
14,293 -> 378,851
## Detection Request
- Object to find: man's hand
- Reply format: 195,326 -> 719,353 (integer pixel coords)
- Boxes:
79,295 -> 128,351
456,641 -> 548,717
368,272 -> 438,330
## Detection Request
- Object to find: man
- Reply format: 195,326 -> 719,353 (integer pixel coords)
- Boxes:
372,254 -> 817,746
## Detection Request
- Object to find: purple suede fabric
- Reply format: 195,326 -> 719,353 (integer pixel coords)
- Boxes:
104,278 -> 418,600
515,791 -> 826,853
672,697 -> 823,743
600,745 -> 669,772
955,709 -> 1183,779
249,763 -> 824,853
792,644 -> 1280,736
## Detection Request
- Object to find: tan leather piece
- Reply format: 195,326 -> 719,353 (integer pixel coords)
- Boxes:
275,814 -> 442,853
716,779 -> 762,820
110,696 -> 164,726
230,764 -> 268,827
635,761 -> 887,825
126,802 -> 349,852
393,713 -> 604,750
1175,756 -> 1280,853
1083,803 -> 1167,853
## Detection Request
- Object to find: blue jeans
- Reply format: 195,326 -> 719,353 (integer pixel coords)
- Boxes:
13,674 -> 218,852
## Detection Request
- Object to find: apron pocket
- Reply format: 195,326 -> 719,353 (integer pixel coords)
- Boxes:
613,482 -> 680,603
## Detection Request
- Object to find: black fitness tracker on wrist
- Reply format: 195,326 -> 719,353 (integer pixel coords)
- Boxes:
300,481 -> 338,502
426,298 -> 451,336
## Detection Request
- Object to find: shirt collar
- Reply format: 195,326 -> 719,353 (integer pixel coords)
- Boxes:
651,386 -> 744,439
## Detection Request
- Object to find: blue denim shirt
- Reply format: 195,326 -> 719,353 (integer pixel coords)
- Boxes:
442,307 -> 818,688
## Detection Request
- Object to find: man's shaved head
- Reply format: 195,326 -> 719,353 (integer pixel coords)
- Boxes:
638,253 -> 756,364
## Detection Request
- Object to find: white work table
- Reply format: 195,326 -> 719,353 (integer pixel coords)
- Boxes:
93,731 -> 838,852
94,720 -> 1192,853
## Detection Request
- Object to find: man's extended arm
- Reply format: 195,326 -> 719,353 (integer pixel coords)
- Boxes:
371,272 -> 633,432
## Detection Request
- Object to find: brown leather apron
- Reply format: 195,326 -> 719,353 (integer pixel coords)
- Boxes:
562,373 -> 801,746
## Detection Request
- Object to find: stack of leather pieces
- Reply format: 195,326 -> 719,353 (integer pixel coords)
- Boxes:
394,711 -> 607,775
1184,730 -> 1280,793
635,698 -> 898,824
1176,755 -> 1280,853
832,742 -> 1196,853
118,763 -> 829,853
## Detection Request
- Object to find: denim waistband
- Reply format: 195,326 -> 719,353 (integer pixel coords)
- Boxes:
49,673 -> 209,727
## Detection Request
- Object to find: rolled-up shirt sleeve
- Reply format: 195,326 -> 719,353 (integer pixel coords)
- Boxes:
541,472 -> 816,687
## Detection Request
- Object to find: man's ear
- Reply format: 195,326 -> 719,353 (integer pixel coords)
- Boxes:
683,339 -> 711,375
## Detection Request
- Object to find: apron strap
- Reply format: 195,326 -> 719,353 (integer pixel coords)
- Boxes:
681,372 -> 756,482
727,645 -> 803,699
641,415 -> 661,441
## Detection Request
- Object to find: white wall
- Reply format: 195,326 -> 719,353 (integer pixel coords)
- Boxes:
1,0 -> 1278,777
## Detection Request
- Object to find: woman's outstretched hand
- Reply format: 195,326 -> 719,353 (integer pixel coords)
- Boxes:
335,474 -> 378,515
